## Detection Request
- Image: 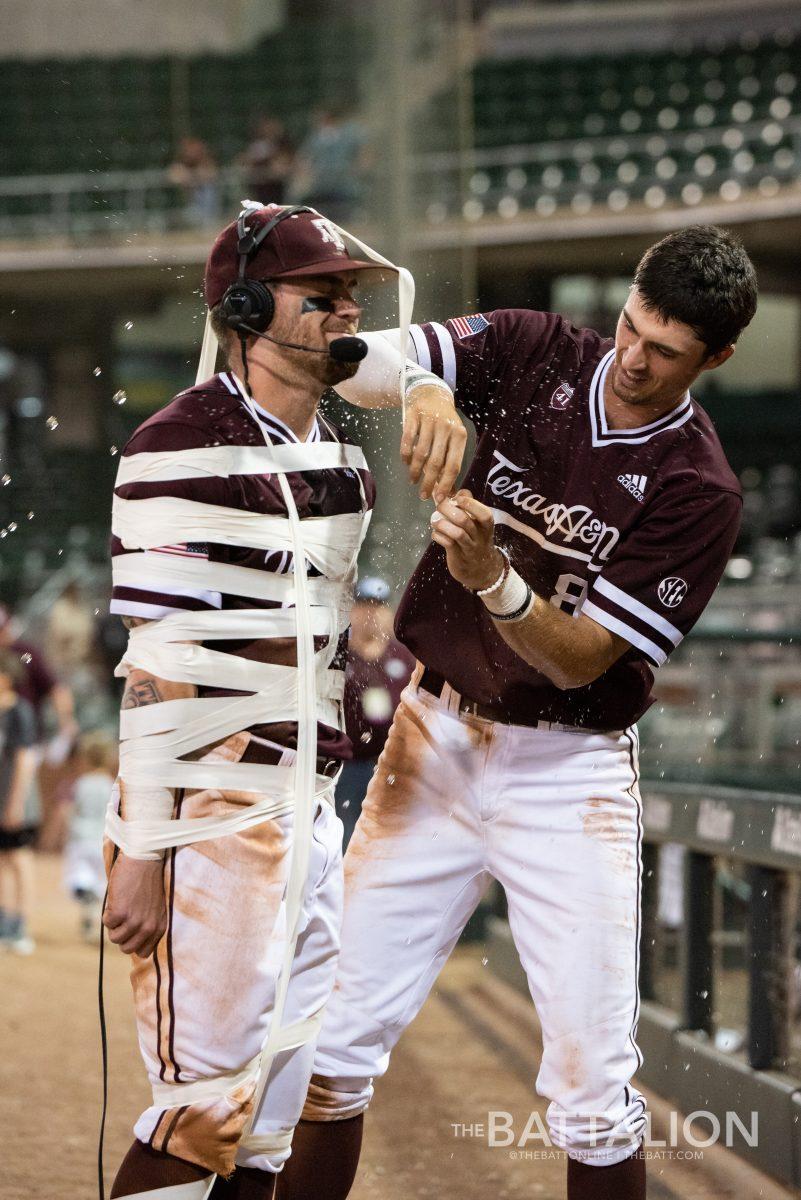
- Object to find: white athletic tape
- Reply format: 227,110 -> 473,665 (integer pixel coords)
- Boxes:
152,1053 -> 262,1109
114,441 -> 368,486
151,1009 -> 324,1110
239,1129 -> 294,1158
113,497 -> 365,581
197,306 -> 220,385
113,1178 -> 216,1200
239,385 -> 320,1142
113,552 -> 344,607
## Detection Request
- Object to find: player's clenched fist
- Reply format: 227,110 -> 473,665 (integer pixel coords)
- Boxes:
104,855 -> 168,958
429,489 -> 505,591
400,385 -> 468,503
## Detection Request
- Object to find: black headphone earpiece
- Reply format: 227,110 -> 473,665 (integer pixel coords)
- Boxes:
219,205 -> 315,334
220,278 -> 275,334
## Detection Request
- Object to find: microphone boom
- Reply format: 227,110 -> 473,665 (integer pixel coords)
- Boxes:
240,325 -> 367,362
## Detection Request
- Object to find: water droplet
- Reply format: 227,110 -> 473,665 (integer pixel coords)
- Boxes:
93,608 -> 100,616
481,956 -> 488,966
26,511 -> 34,520
112,389 -> 127,406
386,774 -> 396,786
1,474 -> 9,486
46,416 -> 59,430
93,367 -> 102,377
0,529 -> 6,538
124,321 -> 134,330
7,522 -> 16,532
360,731 -> 372,743
20,652 -> 32,664
57,548 -> 63,556
110,445 -> 118,456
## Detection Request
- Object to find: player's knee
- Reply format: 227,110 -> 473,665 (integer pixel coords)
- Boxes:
300,1072 -> 373,1121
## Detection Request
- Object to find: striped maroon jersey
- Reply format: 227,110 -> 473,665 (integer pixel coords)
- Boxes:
111,370 -> 376,763
399,309 -> 742,730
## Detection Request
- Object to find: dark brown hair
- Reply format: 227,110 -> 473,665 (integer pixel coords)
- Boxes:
633,225 -> 758,355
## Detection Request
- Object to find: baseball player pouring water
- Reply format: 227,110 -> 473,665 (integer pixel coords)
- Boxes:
277,226 -> 757,1200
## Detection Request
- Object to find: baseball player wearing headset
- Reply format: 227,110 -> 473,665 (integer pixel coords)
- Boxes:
102,204 -> 466,1200
275,225 -> 758,1200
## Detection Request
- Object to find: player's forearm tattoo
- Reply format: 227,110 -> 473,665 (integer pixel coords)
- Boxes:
122,679 -> 163,709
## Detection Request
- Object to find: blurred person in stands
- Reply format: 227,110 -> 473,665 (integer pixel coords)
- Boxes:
45,580 -> 95,677
0,604 -> 78,754
63,729 -> 117,942
0,647 -> 40,953
168,135 -> 221,226
292,103 -> 370,225
239,115 -> 295,206
338,577 -> 414,848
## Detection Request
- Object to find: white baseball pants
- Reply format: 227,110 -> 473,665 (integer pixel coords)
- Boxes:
122,795 -> 344,1178
308,682 -> 647,1166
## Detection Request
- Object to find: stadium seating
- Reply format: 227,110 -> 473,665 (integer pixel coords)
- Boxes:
0,28 -> 797,230
420,32 -> 801,221
0,20 -> 369,176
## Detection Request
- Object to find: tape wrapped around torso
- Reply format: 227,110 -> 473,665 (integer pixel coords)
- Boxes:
108,433 -> 371,855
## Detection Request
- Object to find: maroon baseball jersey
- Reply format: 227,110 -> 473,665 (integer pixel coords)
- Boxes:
9,641 -> 56,736
399,310 -> 742,731
344,638 -> 416,761
111,370 -> 376,764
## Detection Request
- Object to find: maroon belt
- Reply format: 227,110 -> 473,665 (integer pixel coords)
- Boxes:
416,667 -> 602,734
417,668 -> 521,725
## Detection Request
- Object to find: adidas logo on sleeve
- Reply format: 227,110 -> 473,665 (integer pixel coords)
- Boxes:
617,473 -> 648,502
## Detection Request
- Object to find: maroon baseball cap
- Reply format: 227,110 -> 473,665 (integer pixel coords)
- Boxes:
204,205 -> 385,309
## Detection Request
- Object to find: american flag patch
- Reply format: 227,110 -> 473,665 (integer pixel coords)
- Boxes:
450,313 -> 490,339
152,543 -> 209,559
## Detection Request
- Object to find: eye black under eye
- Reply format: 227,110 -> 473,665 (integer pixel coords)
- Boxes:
301,296 -> 336,313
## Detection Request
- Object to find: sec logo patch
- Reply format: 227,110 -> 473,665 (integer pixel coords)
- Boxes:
658,577 -> 688,608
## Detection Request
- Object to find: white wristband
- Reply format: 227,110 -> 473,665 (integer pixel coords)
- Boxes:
404,367 -> 451,400
117,782 -> 175,861
481,567 -> 530,617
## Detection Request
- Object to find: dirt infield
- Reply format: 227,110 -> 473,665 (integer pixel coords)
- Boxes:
2,855 -> 796,1200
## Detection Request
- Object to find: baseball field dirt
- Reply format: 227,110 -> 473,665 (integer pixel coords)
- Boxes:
1,854 -> 795,1200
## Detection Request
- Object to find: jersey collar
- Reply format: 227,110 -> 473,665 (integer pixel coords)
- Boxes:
222,372 -> 321,443
588,348 -> 693,447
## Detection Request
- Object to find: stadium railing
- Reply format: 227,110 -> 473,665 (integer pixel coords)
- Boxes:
0,110 -> 799,241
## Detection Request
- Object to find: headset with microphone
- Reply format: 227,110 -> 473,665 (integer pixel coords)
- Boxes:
219,206 -> 368,377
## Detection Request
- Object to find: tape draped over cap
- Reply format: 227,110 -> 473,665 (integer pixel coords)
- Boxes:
204,204 -> 383,309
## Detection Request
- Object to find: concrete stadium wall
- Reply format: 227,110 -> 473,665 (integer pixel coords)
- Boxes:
0,0 -> 284,58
